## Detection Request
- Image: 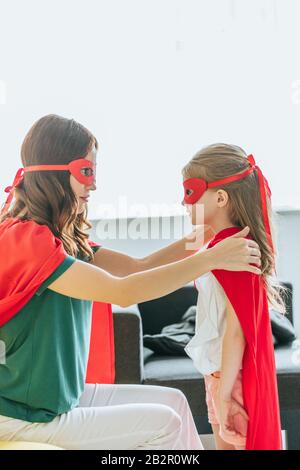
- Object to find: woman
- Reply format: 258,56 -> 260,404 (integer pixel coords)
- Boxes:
0,115 -> 261,450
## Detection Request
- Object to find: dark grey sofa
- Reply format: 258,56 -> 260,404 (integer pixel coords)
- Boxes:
112,282 -> 300,449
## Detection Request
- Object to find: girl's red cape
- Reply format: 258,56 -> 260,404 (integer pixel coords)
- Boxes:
207,227 -> 282,450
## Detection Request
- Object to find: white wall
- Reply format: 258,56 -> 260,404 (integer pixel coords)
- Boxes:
1,0 -> 300,218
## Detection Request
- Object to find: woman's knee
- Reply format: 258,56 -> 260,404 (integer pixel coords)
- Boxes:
170,387 -> 187,401
153,404 -> 182,433
163,387 -> 189,409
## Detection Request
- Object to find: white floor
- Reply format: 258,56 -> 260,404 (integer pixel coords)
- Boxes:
199,430 -> 287,450
199,434 -> 215,450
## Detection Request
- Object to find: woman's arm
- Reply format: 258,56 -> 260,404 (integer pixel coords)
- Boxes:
138,225 -> 214,269
91,225 -> 236,276
91,248 -> 143,277
91,225 -> 213,276
48,227 -> 261,307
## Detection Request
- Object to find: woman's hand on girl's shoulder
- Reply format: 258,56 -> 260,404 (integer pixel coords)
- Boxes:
208,227 -> 261,274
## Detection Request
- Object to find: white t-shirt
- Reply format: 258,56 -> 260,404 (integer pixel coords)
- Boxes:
184,271 -> 228,376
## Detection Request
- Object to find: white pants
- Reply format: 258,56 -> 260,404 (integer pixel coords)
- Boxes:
0,383 -> 204,450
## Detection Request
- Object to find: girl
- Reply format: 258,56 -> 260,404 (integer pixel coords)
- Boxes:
0,116 -> 261,450
183,143 -> 283,450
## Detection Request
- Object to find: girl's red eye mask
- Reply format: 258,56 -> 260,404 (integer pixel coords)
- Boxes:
182,154 -> 274,254
182,154 -> 265,205
183,178 -> 208,205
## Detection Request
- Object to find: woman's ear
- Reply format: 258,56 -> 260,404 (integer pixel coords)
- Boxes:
216,189 -> 229,208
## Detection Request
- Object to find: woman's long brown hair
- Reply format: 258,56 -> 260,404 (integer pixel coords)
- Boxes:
182,143 -> 286,312
0,114 -> 98,261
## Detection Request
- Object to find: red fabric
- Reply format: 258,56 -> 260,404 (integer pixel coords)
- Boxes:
0,217 -> 67,325
1,160 -> 96,216
207,227 -> 282,450
24,159 -> 95,186
86,239 -> 115,384
86,302 -> 115,384
183,164 -> 255,205
0,217 -> 115,384
183,154 -> 274,257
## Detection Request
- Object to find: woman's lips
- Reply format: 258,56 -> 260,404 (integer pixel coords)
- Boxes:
80,197 -> 89,203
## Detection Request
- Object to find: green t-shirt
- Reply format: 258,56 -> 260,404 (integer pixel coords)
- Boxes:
0,245 -> 100,423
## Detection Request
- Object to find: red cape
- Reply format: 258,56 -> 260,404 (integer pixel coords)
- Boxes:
0,217 -> 115,384
207,227 -> 282,450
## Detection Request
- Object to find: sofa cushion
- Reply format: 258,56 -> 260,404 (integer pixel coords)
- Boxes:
271,310 -> 297,345
274,341 -> 300,373
144,355 -> 203,381
143,342 -> 300,378
143,342 -> 300,415
143,355 -> 207,417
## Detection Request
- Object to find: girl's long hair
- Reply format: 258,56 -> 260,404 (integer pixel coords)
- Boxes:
182,143 -> 286,313
0,114 -> 98,261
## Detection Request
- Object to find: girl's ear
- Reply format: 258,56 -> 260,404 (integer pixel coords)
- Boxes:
216,189 -> 229,208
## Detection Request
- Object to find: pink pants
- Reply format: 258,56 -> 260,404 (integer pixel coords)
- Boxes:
204,370 -> 247,449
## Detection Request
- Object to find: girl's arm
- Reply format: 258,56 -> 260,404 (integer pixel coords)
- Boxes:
48,227 -> 261,307
219,300 -> 246,400
217,299 -> 249,436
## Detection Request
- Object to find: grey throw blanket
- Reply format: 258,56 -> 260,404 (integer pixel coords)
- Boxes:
143,306 -> 196,356
143,305 -> 297,356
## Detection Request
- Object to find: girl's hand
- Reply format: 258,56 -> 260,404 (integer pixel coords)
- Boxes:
208,226 -> 261,274
216,394 -> 249,438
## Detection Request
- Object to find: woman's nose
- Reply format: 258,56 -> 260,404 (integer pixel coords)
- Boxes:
87,181 -> 97,191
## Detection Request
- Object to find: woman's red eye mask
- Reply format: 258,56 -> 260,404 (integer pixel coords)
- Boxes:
1,158 -> 96,216
22,159 -> 96,186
